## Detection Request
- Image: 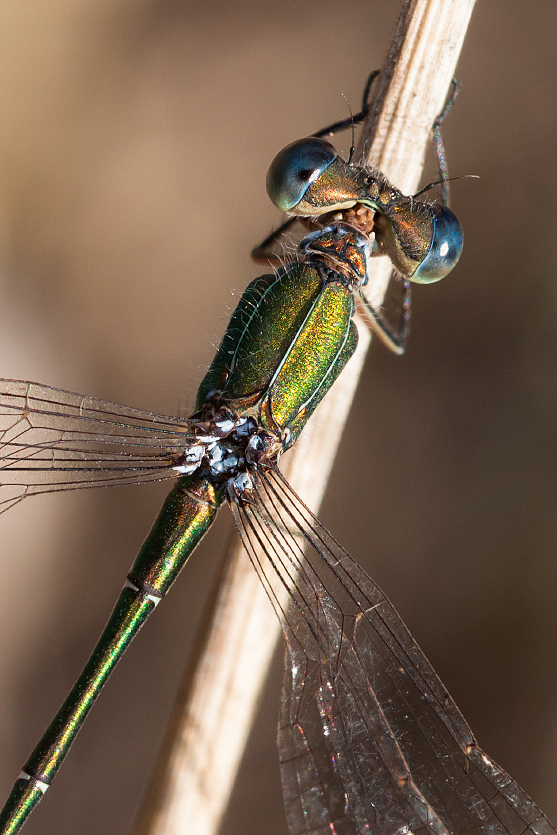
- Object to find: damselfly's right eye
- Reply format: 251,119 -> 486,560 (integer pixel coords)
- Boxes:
412,204 -> 464,283
266,137 -> 337,212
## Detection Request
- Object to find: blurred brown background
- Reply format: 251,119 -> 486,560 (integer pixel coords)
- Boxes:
0,1 -> 556,833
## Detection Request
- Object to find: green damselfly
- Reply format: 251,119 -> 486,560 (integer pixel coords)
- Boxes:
0,77 -> 554,835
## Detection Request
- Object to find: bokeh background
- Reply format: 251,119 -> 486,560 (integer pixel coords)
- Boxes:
0,1 -> 556,833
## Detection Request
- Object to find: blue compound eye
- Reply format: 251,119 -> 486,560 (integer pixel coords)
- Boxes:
413,204 -> 463,283
266,137 -> 337,212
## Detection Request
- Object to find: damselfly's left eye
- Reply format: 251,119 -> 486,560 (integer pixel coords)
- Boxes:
266,137 -> 337,212
412,204 -> 463,283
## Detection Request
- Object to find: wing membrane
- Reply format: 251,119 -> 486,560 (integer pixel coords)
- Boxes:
231,468 -> 555,835
0,379 -> 202,511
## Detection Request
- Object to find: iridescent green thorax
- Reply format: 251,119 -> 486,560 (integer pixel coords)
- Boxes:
266,275 -> 356,446
196,261 -> 358,450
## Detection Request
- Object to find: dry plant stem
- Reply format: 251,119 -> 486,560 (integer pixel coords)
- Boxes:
132,2 -> 476,834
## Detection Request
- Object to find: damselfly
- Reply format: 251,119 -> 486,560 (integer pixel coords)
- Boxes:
0,76 -> 554,835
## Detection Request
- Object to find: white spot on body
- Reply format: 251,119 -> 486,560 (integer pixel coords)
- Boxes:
19,772 -> 49,794
173,464 -> 199,475
233,472 -> 253,493
215,418 -> 235,434
173,443 -> 207,475
207,445 -> 224,466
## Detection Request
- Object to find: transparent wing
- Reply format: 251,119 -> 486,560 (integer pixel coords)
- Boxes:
0,379 -> 204,512
231,468 -> 555,835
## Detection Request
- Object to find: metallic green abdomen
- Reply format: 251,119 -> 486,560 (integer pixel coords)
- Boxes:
196,263 -> 357,447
